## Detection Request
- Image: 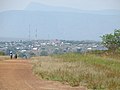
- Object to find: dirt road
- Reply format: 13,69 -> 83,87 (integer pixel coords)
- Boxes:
0,59 -> 86,90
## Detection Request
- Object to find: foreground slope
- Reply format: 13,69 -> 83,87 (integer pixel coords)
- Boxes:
0,59 -> 86,90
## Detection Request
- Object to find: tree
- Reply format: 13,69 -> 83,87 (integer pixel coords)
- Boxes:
101,29 -> 120,50
29,52 -> 36,57
40,51 -> 48,56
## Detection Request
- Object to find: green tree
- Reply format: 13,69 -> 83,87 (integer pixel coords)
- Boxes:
40,51 -> 48,56
29,52 -> 36,57
101,29 -> 120,50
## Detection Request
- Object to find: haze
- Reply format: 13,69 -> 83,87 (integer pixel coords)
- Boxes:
1,0 -> 120,11
0,0 -> 120,41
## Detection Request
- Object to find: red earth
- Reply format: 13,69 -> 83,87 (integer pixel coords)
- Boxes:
0,59 -> 87,90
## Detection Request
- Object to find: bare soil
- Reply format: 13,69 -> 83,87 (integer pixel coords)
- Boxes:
0,59 -> 86,90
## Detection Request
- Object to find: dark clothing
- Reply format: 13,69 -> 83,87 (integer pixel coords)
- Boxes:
14,54 -> 17,59
10,54 -> 13,59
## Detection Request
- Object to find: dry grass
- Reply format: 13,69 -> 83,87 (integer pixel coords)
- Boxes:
31,54 -> 120,90
0,56 -> 10,61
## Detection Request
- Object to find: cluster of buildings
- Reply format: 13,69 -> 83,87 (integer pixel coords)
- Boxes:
0,39 -> 107,58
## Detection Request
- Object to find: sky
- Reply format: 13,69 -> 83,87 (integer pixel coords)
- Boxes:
0,0 -> 120,12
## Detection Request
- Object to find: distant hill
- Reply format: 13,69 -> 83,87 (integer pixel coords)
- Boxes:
25,2 -> 120,15
0,2 -> 120,41
25,2 -> 82,12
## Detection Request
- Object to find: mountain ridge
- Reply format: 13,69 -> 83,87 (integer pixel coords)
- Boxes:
24,2 -> 120,15
0,3 -> 120,41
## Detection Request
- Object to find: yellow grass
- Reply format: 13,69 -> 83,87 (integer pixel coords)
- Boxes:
31,54 -> 120,90
0,56 -> 10,61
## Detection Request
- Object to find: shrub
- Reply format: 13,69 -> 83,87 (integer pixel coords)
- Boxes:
0,51 -> 5,56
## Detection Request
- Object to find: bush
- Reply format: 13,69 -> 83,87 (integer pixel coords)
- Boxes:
40,51 -> 48,56
101,29 -> 120,51
0,51 -> 5,56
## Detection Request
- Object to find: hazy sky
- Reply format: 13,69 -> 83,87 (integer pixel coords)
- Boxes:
0,0 -> 120,12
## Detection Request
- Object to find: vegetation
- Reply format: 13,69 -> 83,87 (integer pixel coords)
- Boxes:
31,53 -> 120,90
0,56 -> 10,61
0,51 -> 5,56
87,50 -> 120,60
40,51 -> 48,56
101,29 -> 120,51
31,29 -> 120,89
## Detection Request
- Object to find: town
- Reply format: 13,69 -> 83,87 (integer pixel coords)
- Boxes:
0,39 -> 107,58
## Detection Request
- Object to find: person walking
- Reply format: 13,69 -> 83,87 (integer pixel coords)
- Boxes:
14,54 -> 17,59
10,51 -> 13,59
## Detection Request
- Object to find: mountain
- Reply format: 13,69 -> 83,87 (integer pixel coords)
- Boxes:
25,2 -> 120,15
25,2 -> 81,12
0,3 -> 120,41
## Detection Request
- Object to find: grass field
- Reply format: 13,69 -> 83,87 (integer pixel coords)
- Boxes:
31,53 -> 120,90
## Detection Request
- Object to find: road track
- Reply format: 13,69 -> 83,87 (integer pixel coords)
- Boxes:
0,59 -> 86,90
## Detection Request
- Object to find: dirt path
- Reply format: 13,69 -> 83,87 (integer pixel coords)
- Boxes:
0,59 -> 86,90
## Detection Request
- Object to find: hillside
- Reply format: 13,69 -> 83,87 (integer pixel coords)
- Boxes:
32,53 -> 120,89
